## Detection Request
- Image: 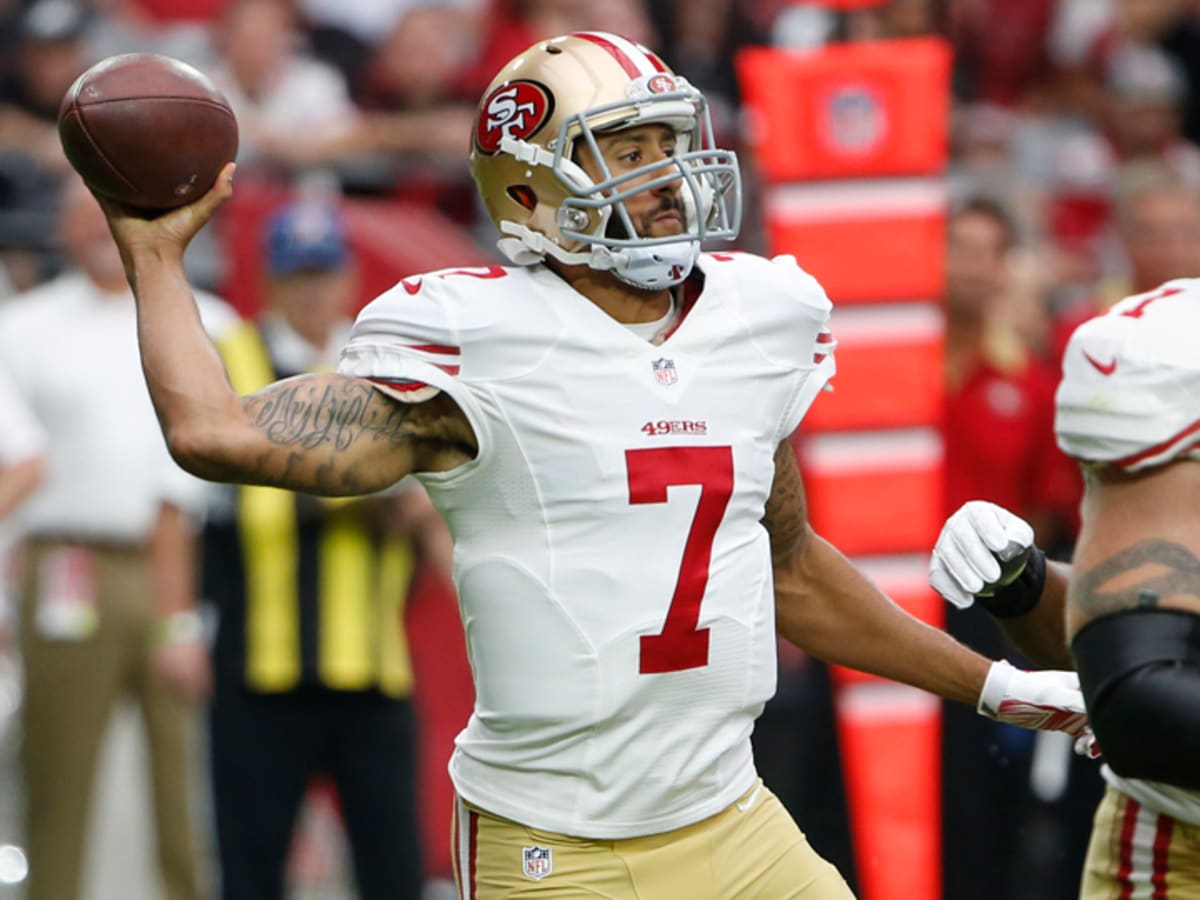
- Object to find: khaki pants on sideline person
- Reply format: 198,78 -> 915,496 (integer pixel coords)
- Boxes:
19,539 -> 199,900
452,779 -> 854,899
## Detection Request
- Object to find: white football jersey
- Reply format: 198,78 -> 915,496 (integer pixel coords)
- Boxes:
1056,279 -> 1200,471
338,253 -> 834,838
1056,279 -> 1200,824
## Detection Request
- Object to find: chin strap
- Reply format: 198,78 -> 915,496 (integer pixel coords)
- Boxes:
497,223 -> 698,289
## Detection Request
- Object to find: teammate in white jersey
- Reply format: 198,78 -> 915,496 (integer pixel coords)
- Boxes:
98,31 -> 1092,899
931,279 -> 1200,898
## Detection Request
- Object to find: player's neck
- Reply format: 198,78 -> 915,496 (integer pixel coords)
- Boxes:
545,259 -> 672,324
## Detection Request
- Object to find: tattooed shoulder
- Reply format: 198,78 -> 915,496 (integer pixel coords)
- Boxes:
1073,539 -> 1200,619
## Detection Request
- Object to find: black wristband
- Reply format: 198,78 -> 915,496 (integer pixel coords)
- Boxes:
976,545 -> 1047,619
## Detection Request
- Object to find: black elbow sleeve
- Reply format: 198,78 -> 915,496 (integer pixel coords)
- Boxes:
1070,609 -> 1200,791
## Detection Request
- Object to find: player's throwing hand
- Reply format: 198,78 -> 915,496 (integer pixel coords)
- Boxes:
94,162 -> 236,276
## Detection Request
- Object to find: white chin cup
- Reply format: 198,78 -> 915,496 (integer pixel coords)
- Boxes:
609,241 -> 699,289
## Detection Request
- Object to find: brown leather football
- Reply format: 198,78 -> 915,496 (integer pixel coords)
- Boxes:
58,53 -> 238,212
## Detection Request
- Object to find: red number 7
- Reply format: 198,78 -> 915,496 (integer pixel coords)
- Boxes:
626,446 -> 734,674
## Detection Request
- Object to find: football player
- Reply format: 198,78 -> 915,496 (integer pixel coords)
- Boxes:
100,32 -> 1093,898
931,280 -> 1200,898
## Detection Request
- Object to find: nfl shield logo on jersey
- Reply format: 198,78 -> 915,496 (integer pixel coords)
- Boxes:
652,358 -> 678,385
522,846 -> 553,880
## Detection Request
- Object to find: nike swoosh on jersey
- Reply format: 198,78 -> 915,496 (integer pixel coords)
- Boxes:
1083,351 -> 1117,375
402,278 -> 422,295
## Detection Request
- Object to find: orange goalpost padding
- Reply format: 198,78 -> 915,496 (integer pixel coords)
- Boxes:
740,37 -> 952,900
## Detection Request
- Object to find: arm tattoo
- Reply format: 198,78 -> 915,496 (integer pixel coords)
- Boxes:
1074,540 -> 1200,618
246,378 -> 414,451
232,377 -> 422,495
764,442 -> 807,560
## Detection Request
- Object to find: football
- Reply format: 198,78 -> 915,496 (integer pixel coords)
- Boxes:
976,545 -> 1032,597
58,53 -> 238,212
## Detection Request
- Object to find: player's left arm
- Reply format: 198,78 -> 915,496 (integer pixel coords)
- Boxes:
1065,460 -> 1200,788
767,441 -> 986,705
766,441 -> 1090,736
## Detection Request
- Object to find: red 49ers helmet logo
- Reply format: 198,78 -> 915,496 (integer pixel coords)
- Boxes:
475,80 -> 554,155
647,74 -> 677,94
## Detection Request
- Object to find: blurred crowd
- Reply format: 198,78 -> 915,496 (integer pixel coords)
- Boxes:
2,0 -> 1200,357
2,0 -> 1199,351
3,0 -> 1200,898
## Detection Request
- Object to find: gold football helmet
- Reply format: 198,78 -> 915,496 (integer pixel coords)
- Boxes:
469,31 -> 741,289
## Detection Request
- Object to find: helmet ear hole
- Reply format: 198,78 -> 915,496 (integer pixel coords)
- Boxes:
507,185 -> 537,211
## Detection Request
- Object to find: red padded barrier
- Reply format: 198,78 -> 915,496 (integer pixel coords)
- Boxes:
799,429 -> 943,557
805,304 -> 944,432
736,38 -> 951,181
764,180 -> 946,304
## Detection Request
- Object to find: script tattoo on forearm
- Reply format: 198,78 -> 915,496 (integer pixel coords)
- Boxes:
234,378 -> 420,494
247,379 -> 413,451
1074,540 -> 1200,618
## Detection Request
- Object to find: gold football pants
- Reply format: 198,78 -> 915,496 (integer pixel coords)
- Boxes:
1079,785 -> 1200,900
452,779 -> 854,899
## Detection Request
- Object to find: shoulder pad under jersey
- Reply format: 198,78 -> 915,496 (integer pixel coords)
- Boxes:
337,265 -> 513,402
1056,279 -> 1200,470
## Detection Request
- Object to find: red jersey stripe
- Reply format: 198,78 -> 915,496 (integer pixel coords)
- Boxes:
368,377 -> 430,392
659,273 -> 704,343
403,343 -> 459,356
1119,285 -> 1183,320
1112,417 -> 1200,469
1152,812 -> 1174,899
1116,795 -> 1140,900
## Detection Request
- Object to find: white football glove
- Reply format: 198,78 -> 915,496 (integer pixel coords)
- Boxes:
930,501 -> 1035,609
979,660 -> 1097,758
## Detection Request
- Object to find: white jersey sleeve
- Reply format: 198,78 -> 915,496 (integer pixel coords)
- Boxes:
719,253 -> 835,442
339,274 -> 458,395
1055,278 -> 1200,472
337,266 -> 510,419
768,255 -> 836,439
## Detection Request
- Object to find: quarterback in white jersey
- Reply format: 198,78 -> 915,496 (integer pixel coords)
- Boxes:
932,279 -> 1200,897
340,251 -> 833,836
96,30 -> 1094,899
